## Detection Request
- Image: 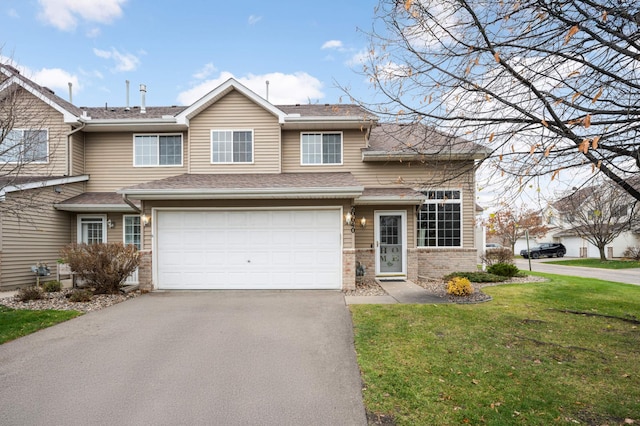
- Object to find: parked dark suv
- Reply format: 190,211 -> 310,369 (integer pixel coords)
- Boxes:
520,243 -> 566,259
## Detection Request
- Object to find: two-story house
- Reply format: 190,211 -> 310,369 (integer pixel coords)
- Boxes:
0,64 -> 487,291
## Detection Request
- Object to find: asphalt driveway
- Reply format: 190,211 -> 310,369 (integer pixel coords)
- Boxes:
0,291 -> 366,425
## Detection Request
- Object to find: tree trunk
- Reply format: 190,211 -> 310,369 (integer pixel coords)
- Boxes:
598,245 -> 607,261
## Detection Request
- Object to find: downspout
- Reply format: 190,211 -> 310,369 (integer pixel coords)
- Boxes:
66,122 -> 86,176
122,194 -> 142,213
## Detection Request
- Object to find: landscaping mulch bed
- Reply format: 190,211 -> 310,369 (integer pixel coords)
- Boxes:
0,289 -> 141,313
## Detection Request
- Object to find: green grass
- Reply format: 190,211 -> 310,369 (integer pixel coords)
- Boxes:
0,305 -> 81,344
546,258 -> 640,269
351,274 -> 640,425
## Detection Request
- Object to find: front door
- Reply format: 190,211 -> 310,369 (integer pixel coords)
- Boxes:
375,211 -> 407,278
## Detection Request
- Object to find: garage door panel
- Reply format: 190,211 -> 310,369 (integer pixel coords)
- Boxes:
156,209 -> 341,290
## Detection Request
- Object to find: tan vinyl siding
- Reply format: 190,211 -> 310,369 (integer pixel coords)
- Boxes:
188,90 -> 281,174
354,206 -> 416,250
5,90 -> 70,177
0,182 -> 84,290
70,131 -> 85,175
84,131 -> 188,192
282,129 -> 368,173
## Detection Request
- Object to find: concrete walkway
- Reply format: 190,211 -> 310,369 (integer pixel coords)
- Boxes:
345,280 -> 447,305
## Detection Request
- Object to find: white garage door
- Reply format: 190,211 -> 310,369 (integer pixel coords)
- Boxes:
156,209 -> 342,289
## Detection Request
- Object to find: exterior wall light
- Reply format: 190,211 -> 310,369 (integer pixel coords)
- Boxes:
141,214 -> 150,227
360,216 -> 367,229
107,219 -> 115,229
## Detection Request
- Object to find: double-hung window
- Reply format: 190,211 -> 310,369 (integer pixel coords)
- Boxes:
124,215 -> 141,250
211,130 -> 253,163
0,129 -> 48,163
134,134 -> 182,166
77,215 -> 106,245
301,132 -> 342,165
417,190 -> 462,247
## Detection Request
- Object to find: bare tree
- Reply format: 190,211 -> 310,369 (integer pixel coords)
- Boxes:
554,180 -> 640,260
351,0 -> 640,201
0,62 -> 62,218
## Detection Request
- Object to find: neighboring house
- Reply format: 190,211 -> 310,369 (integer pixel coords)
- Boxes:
0,64 -> 488,291
514,185 -> 640,258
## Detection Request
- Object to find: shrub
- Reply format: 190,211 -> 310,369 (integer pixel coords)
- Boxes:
487,262 -> 520,277
68,289 -> 93,303
480,247 -> 515,267
623,246 -> 640,261
443,271 -> 506,283
60,243 -> 139,294
15,286 -> 43,302
446,277 -> 474,296
42,280 -> 62,293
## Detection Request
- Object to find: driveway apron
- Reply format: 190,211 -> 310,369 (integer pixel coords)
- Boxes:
0,291 -> 366,426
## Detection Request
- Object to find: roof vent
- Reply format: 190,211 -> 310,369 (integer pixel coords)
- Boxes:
125,80 -> 130,111
139,84 -> 146,114
3,64 -> 20,74
43,87 -> 55,95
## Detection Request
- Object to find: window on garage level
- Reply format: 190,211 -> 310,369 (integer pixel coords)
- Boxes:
134,134 -> 183,166
417,190 -> 462,247
301,132 -> 342,165
211,130 -> 253,163
123,215 -> 141,249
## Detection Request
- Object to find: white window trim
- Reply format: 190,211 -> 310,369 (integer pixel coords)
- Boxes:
2,129 -> 49,164
133,133 -> 184,168
210,129 -> 255,164
123,214 -> 142,250
416,189 -> 464,248
299,131 -> 344,166
77,214 -> 107,244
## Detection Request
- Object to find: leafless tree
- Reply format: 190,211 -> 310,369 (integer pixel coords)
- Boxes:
555,180 -> 640,260
350,0 -> 640,201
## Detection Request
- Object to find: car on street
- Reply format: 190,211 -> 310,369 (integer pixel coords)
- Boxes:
520,243 -> 566,259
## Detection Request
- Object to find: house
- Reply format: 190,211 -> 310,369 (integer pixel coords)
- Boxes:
0,64 -> 488,291
514,183 -> 640,258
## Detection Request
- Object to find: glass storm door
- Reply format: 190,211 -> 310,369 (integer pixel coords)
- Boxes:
375,211 -> 407,277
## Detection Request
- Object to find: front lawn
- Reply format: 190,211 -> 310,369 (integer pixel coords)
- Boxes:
0,306 -> 81,344
546,258 -> 640,269
351,274 -> 640,425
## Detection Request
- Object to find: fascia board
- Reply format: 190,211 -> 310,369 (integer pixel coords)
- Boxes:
118,186 -> 364,200
53,204 -> 137,212
355,196 -> 424,206
0,175 -> 90,198
362,151 -> 488,161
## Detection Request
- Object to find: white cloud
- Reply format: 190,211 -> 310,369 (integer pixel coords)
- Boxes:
86,27 -> 101,38
321,40 -> 343,50
176,71 -> 324,105
193,63 -> 217,80
346,49 -> 369,68
93,47 -> 140,72
248,15 -> 262,25
0,56 -> 81,96
38,0 -> 127,31
8,8 -> 19,18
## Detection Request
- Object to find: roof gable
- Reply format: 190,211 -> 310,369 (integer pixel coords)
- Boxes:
0,64 -> 81,124
175,78 -> 286,125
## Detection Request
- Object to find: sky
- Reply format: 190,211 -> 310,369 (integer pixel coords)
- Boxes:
1,0 -> 377,107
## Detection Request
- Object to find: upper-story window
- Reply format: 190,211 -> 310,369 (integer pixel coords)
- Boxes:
0,129 -> 48,163
211,130 -> 253,163
134,134 -> 182,167
301,132 -> 342,165
417,190 -> 462,247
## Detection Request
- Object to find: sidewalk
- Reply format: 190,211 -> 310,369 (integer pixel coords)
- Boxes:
345,280 -> 447,305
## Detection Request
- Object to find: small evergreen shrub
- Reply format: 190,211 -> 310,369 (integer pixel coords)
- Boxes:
487,263 -> 520,277
42,280 -> 62,293
16,286 -> 43,302
446,277 -> 474,296
443,271 -> 506,283
68,289 -> 93,303
622,246 -> 640,261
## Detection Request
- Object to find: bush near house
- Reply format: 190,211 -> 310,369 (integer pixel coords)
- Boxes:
487,263 -> 520,277
60,243 -> 139,294
42,280 -> 62,293
480,248 -> 514,267
623,246 -> 640,261
446,277 -> 474,296
15,287 -> 43,302
443,271 -> 506,283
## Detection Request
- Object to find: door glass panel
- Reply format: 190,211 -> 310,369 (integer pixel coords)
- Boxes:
124,216 -> 141,249
80,218 -> 104,244
379,215 -> 402,273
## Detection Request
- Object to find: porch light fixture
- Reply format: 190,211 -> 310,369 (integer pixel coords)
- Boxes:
107,219 -> 115,229
360,216 -> 367,229
345,206 -> 356,233
141,214 -> 150,227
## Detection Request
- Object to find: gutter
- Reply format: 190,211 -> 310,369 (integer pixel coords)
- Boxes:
118,186 -> 364,201
122,194 -> 142,213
